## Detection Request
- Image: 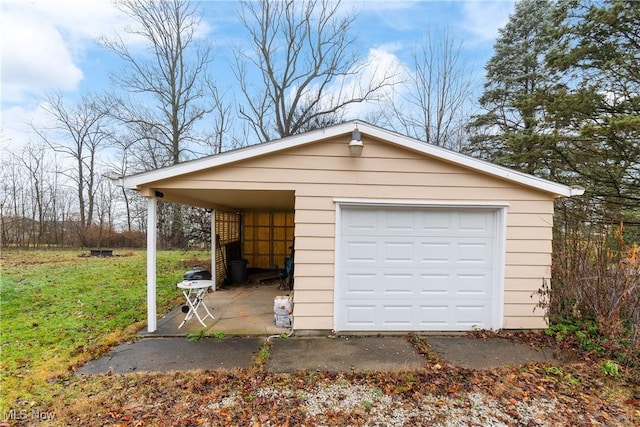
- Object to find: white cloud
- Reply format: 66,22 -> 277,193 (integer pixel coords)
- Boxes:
340,46 -> 410,119
461,1 -> 515,43
1,12 -> 83,102
0,103 -> 56,154
0,0 -> 134,154
0,0 -> 128,104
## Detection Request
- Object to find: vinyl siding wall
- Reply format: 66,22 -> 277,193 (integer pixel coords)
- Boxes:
153,136 -> 555,330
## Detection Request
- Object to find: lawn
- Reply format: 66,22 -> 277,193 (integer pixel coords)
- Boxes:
0,249 -> 209,413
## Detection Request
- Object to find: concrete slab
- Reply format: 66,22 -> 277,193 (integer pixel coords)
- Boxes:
76,334 -> 562,377
426,336 -> 558,369
265,336 -> 425,373
143,282 -> 290,336
76,337 -> 263,374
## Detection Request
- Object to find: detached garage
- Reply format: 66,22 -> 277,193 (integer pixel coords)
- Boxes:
120,121 -> 583,333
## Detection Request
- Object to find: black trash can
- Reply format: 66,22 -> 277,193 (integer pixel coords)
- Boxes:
229,259 -> 248,283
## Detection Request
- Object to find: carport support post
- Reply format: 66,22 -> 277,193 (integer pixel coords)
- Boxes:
211,209 -> 216,291
147,196 -> 157,332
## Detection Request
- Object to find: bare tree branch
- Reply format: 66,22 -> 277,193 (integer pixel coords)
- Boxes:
30,92 -> 113,245
98,0 -> 218,166
235,0 -> 398,141
379,29 -> 473,150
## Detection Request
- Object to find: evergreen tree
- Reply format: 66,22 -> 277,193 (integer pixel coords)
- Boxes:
469,0 -> 639,235
548,0 -> 640,228
466,0 -> 561,177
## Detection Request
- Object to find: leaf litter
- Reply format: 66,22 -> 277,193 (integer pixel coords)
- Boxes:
46,349 -> 638,427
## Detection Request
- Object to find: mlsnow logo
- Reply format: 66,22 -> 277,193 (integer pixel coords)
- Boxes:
3,408 -> 56,422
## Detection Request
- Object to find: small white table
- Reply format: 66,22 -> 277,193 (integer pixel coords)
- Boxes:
177,280 -> 214,328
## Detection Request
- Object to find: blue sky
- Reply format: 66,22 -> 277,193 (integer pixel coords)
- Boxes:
0,0 -> 516,151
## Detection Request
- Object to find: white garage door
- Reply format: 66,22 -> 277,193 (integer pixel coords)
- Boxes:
337,206 -> 499,331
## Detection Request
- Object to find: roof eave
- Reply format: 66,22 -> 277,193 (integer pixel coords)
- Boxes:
121,122 -> 356,189
362,125 -> 583,198
121,120 -> 583,199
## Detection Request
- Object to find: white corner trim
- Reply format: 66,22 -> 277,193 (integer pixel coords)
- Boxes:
333,202 -> 343,332
493,207 -> 507,330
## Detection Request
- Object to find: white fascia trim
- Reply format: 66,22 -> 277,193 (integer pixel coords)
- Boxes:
333,198 -> 510,208
360,124 -> 581,198
121,120 -> 583,198
121,123 -> 357,189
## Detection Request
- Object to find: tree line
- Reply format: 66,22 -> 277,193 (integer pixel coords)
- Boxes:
1,0 -> 638,249
467,0 -> 639,343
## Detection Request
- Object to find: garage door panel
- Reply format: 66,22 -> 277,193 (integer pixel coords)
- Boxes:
344,269 -> 493,297
384,210 -> 415,232
343,271 -> 418,299
458,211 -> 494,235
420,242 -> 452,263
343,209 -> 378,232
454,305 -> 491,328
344,302 -> 493,331
343,305 -> 376,327
419,303 -> 491,329
383,241 -> 415,263
381,305 -> 413,326
458,242 -> 493,263
343,272 -> 377,295
418,273 -> 451,295
338,206 -> 498,331
418,210 -> 452,234
420,240 -> 493,265
382,273 -> 414,294
344,240 -> 377,263
457,273 -> 493,296
418,305 -> 450,327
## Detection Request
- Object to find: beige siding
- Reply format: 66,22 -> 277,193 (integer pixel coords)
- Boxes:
161,136 -> 557,330
503,316 -> 548,329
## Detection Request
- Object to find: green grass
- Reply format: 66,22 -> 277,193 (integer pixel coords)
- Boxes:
0,249 -> 210,413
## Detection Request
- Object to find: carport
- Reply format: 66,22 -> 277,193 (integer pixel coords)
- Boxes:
140,190 -> 295,333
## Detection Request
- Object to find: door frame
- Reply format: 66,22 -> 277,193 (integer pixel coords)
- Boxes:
333,198 -> 508,332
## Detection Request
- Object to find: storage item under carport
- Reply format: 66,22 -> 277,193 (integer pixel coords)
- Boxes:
229,259 -> 248,283
274,295 -> 292,328
183,267 -> 212,281
181,267 -> 213,315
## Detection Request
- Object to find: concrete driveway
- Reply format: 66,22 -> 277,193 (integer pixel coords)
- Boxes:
76,335 -> 558,375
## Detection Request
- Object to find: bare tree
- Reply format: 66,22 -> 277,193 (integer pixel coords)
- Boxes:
380,30 -> 473,150
31,92 -> 112,246
98,0 -> 224,248
235,0 -> 398,142
207,86 -> 234,155
0,142 -> 69,247
17,144 -> 49,244
0,151 -> 29,246
99,0 -> 217,166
